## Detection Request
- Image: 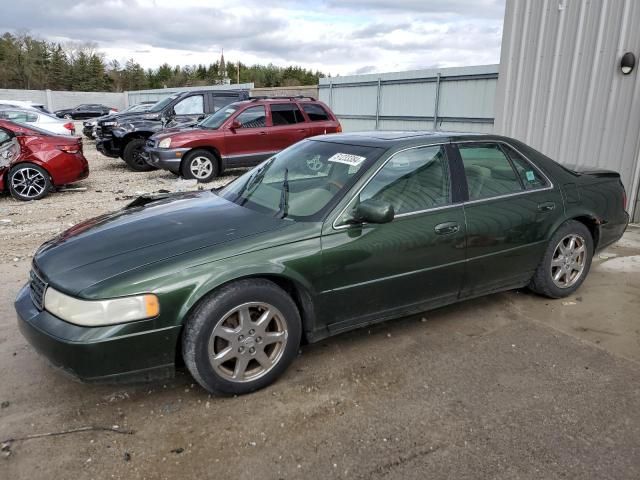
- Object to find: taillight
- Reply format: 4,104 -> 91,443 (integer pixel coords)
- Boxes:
57,144 -> 80,154
64,122 -> 74,131
336,123 -> 342,133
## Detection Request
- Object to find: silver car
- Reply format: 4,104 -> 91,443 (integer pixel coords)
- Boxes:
0,108 -> 76,136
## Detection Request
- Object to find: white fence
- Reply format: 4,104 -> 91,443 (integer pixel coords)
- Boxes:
319,65 -> 498,133
0,88 -> 127,111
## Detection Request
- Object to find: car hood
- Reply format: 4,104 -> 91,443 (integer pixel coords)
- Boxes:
100,111 -> 161,124
34,191 -> 289,295
152,126 -> 219,143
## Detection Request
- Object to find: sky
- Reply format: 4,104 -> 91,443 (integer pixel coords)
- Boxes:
0,0 -> 506,76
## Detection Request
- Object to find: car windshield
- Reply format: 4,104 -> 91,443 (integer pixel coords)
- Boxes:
199,105 -> 239,129
219,140 -> 384,221
148,95 -> 178,113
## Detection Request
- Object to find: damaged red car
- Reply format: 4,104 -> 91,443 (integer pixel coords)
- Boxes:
0,120 -> 89,201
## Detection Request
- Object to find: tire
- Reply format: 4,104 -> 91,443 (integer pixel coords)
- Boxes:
529,220 -> 593,298
180,149 -> 219,183
182,279 -> 302,395
123,138 -> 156,172
8,164 -> 52,201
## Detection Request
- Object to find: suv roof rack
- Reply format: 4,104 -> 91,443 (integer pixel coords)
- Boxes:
248,95 -> 316,102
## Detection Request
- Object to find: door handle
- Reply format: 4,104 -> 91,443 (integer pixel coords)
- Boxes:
537,202 -> 556,212
258,131 -> 267,135
434,222 -> 460,235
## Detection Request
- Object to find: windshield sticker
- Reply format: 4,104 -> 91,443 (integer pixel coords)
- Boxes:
327,153 -> 366,166
525,170 -> 536,182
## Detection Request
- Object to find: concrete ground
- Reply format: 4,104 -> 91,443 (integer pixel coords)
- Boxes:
1,136 -> 639,479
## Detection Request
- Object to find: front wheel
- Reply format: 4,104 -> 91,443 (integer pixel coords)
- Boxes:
180,149 -> 219,183
8,164 -> 52,201
182,279 -> 302,395
529,220 -> 593,298
123,138 -> 156,172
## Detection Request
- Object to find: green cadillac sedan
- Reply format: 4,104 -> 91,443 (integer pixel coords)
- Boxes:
15,132 -> 629,395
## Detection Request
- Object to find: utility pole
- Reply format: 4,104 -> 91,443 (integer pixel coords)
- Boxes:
237,60 -> 240,84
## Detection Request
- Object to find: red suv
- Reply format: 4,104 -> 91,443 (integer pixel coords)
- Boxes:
0,120 -> 89,201
144,97 -> 341,182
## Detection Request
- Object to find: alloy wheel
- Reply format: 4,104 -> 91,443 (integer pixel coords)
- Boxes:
10,167 -> 47,199
550,234 -> 587,288
189,156 -> 213,179
208,302 -> 288,383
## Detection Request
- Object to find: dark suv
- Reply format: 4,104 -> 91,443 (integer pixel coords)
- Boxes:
95,89 -> 249,171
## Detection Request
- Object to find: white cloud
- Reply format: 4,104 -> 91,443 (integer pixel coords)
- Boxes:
0,0 -> 505,75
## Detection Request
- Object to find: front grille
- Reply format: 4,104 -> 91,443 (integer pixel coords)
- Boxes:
30,265 -> 47,310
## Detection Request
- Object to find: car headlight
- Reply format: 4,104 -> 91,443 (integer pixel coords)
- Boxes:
158,138 -> 171,149
44,287 -> 159,326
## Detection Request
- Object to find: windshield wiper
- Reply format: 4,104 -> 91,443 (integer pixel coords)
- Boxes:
277,168 -> 290,219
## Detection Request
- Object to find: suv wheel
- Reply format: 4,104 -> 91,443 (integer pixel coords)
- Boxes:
181,149 -> 219,183
8,164 -> 52,201
123,138 -> 156,172
182,279 -> 302,395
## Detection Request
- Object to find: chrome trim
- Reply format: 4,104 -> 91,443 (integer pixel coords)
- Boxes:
29,265 -> 48,311
331,139 -> 555,230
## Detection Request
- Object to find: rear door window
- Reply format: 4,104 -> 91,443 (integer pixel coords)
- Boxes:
302,103 -> 330,121
457,143 -> 523,200
270,103 -> 305,125
501,144 -> 549,190
0,110 -> 37,123
212,95 -> 236,112
174,95 -> 204,115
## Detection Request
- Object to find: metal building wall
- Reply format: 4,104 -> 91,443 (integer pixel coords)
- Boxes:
495,0 -> 640,221
318,65 -> 498,134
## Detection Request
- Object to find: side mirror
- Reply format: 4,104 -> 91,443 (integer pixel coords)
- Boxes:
346,199 -> 395,225
230,120 -> 242,131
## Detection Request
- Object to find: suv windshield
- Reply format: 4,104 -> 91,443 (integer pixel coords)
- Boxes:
199,105 -> 239,129
148,95 -> 178,113
219,140 -> 383,221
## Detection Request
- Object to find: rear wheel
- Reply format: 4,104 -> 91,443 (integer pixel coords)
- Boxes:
529,220 -> 593,298
123,138 -> 156,172
180,149 -> 219,183
182,279 -> 301,395
8,164 -> 51,201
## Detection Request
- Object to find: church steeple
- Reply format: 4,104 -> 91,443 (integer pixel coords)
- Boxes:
219,49 -> 226,74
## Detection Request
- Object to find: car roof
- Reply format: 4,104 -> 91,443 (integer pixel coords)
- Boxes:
232,97 -> 321,106
309,131 -> 510,148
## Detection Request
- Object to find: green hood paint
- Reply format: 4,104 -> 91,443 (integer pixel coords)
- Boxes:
34,191 -> 290,295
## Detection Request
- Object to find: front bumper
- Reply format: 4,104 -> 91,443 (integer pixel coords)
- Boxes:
144,146 -> 190,173
95,138 -> 121,158
15,285 -> 181,383
82,125 -> 95,139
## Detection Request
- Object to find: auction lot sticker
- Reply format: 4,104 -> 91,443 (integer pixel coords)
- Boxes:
327,153 -> 367,166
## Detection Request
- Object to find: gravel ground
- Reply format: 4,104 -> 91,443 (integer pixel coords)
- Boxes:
0,125 -> 247,263
1,132 -> 639,479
